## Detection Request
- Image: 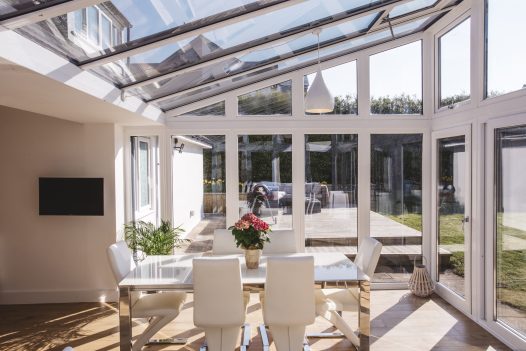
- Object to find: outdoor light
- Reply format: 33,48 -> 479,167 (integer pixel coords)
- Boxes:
305,28 -> 334,113
173,138 -> 185,153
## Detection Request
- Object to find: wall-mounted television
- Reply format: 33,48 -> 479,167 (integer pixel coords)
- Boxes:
39,178 -> 104,216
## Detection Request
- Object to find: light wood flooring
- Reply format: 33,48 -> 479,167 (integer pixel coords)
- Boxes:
0,290 -> 511,351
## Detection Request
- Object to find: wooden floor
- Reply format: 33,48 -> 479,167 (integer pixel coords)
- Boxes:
0,290 -> 511,351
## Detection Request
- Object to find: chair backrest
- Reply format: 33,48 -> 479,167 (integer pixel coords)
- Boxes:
262,230 -> 298,254
193,257 -> 245,327
106,241 -> 136,283
212,229 -> 243,255
355,237 -> 383,278
264,256 -> 315,326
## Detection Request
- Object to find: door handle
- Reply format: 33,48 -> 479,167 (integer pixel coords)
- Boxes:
461,216 -> 469,231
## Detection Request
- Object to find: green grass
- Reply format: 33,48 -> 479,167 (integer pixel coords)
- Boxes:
387,213 -> 422,232
388,211 -> 526,312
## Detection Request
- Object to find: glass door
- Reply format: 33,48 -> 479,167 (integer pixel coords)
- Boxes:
433,128 -> 471,312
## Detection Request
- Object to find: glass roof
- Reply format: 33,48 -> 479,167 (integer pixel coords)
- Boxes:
0,0 -> 68,20
388,0 -> 438,19
156,14 -> 441,111
5,0 -> 463,113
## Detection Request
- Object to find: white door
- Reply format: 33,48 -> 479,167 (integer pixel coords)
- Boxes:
432,126 -> 472,313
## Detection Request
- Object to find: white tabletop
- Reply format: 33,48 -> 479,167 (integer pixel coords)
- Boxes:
120,252 -> 368,289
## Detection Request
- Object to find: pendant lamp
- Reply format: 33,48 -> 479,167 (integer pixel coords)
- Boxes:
305,28 -> 334,113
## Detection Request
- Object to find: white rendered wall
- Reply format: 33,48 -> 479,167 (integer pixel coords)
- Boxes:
0,105 -> 122,303
172,142 -> 204,235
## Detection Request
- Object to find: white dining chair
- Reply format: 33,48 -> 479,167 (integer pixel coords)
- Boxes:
107,241 -> 187,351
262,229 -> 298,254
314,237 -> 382,347
212,229 -> 243,255
193,257 -> 250,351
263,256 -> 315,351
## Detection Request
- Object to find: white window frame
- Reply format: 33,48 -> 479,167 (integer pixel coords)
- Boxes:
484,114 -> 526,350
435,13 -> 472,112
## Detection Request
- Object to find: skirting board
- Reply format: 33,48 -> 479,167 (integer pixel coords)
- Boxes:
0,289 -> 118,304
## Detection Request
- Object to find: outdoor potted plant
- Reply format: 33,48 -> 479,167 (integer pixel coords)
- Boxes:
229,213 -> 271,269
124,220 -> 188,262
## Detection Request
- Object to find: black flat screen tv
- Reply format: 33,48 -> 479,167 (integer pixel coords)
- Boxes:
39,177 -> 104,216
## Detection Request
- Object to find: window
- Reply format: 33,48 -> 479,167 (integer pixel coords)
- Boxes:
371,134 -> 423,283
131,136 -> 158,223
370,41 -> 423,114
238,81 -> 292,115
238,135 -> 292,229
87,6 -> 99,45
101,14 -> 112,50
486,0 -> 526,98
180,101 -> 225,116
439,18 -> 471,108
304,61 -> 358,115
304,134 -> 358,252
138,140 -> 150,209
495,125 -> 526,337
74,8 -> 86,36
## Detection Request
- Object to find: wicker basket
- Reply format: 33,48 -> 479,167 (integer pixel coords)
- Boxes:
408,256 -> 435,297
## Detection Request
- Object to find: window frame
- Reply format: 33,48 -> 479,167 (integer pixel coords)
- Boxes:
435,12 -> 472,113
368,39 -> 424,116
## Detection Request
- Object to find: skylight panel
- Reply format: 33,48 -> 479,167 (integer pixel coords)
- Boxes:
389,0 -> 438,19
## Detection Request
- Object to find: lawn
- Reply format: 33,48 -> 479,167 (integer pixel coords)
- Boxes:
387,211 -> 526,312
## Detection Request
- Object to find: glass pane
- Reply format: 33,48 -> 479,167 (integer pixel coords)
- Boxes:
173,135 -> 226,253
304,134 -> 358,254
238,135 -> 292,229
92,11 -> 378,88
486,0 -> 526,98
88,6 -> 99,45
180,101 -> 225,116
495,125 -> 526,337
238,80 -> 292,115
0,0 -> 67,18
138,140 -> 150,208
74,9 -> 87,35
370,41 -> 422,114
371,134 -> 422,283
152,15 -> 440,110
101,15 -> 112,50
437,136 -> 466,296
389,0 -> 437,18
304,61 -> 358,115
439,18 -> 470,107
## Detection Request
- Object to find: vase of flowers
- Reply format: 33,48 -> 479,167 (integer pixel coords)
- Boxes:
229,213 -> 271,269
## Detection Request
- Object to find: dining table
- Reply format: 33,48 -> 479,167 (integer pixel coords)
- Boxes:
118,252 -> 370,351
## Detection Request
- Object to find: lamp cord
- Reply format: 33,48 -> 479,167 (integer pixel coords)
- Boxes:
317,31 -> 321,67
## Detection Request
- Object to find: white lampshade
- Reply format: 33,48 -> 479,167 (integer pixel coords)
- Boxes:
305,68 -> 334,113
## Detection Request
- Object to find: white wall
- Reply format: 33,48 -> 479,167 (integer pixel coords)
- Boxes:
0,105 -> 123,303
172,142 -> 204,235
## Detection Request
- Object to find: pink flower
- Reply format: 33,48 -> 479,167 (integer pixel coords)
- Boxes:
253,219 -> 269,231
234,220 -> 250,230
241,213 -> 258,223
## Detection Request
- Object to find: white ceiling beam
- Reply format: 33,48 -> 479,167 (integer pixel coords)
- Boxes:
79,0 -> 307,69
0,0 -> 105,31
155,4 -> 452,108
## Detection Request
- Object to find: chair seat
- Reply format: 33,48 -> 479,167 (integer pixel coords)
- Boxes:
133,291 -> 186,318
315,288 -> 359,312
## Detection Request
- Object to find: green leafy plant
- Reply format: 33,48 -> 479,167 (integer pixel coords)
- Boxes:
124,220 -> 188,256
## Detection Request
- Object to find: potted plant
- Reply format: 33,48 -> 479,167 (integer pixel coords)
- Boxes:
124,220 -> 188,261
229,213 -> 271,269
